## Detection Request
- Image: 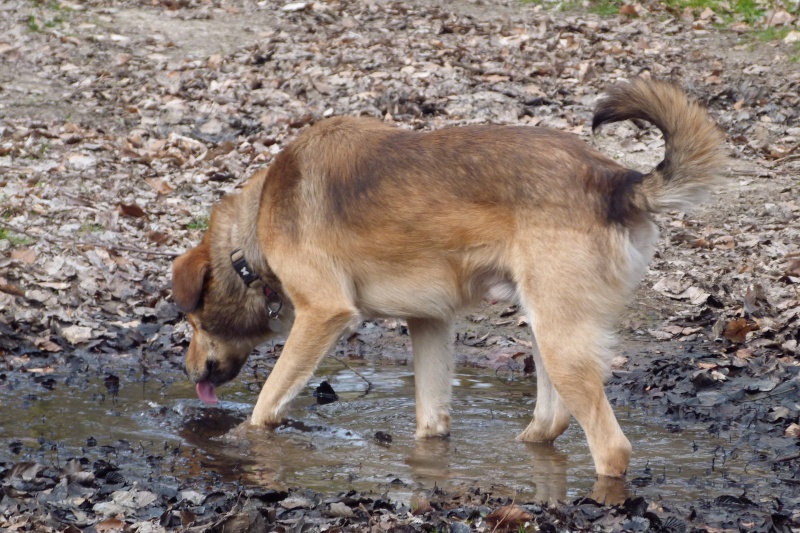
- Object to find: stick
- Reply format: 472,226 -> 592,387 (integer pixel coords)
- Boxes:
328,353 -> 373,395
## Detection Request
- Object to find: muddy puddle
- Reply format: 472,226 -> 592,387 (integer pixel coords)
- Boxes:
0,359 -> 761,507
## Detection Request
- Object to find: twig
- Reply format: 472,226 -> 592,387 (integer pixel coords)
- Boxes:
0,220 -> 181,257
328,353 -> 373,395
773,453 -> 800,464
770,153 -> 800,166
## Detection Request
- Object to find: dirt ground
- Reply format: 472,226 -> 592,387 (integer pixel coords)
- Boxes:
1,0 -> 799,531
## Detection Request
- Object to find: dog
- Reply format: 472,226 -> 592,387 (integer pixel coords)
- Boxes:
172,78 -> 727,478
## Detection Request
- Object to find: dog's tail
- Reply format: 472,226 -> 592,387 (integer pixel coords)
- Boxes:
593,78 -> 728,213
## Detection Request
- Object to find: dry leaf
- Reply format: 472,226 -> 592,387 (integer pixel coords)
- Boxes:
10,248 -> 36,264
118,203 -> 147,218
765,10 -> 796,27
145,178 -> 173,195
95,517 -> 126,533
785,423 -> 800,438
0,282 -> 25,297
147,231 -> 170,245
34,338 -> 62,352
411,497 -> 433,515
713,235 -> 735,249
723,318 -> 759,343
62,325 -> 93,345
328,501 -> 355,518
486,505 -> 533,529
699,7 -> 715,19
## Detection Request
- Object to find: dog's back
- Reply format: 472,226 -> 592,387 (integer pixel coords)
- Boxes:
174,78 -> 728,480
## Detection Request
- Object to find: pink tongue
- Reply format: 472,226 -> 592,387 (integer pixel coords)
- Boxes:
196,381 -> 219,404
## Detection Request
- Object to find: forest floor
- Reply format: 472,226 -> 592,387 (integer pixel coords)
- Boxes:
1,0 -> 799,531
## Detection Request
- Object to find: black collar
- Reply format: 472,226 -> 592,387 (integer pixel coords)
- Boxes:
230,248 -> 283,319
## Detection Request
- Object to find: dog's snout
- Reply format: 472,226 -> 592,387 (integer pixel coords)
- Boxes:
205,359 -> 219,377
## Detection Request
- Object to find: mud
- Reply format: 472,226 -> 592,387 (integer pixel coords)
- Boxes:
1,0 -> 799,530
2,314 -> 799,531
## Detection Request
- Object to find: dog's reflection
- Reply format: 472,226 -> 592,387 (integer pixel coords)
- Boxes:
179,407 -> 628,504
406,439 -> 628,505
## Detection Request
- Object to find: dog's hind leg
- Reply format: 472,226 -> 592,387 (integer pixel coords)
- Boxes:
513,236 -> 632,478
517,326 -> 572,442
407,317 -> 454,438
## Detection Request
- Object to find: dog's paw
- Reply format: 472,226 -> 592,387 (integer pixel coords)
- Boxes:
590,475 -> 628,505
221,418 -> 276,444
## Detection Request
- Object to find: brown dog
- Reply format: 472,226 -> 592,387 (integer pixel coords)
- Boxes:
172,78 -> 727,478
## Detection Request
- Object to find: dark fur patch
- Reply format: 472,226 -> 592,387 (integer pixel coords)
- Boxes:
606,169 -> 645,225
322,126 -> 587,227
200,283 -> 271,341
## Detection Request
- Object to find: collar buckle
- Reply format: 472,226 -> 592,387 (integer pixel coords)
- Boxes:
230,248 -> 260,286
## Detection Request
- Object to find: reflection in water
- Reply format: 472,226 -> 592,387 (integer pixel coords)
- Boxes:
0,362 -> 760,507
406,438 -> 451,483
174,366 -> 633,504
591,475 -> 628,505
524,442 -> 568,504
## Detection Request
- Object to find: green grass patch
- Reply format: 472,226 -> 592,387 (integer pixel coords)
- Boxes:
589,0 -> 624,15
754,26 -> 792,41
43,13 -> 68,28
660,0 -> 766,23
27,0 -> 71,32
186,217 -> 209,231
529,0 -> 771,23
730,0 -> 764,24
0,227 -> 34,247
788,42 -> 800,61
27,15 -> 41,32
80,223 -> 105,234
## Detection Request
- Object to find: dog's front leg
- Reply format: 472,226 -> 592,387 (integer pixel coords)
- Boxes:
407,317 -> 454,438
250,308 -> 357,426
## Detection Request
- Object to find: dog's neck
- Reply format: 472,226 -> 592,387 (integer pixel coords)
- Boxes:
228,169 -> 271,283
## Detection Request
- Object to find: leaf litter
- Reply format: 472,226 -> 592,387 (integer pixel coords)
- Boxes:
1,0 -> 800,530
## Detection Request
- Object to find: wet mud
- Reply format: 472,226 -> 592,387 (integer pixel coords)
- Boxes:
1,321 -> 799,531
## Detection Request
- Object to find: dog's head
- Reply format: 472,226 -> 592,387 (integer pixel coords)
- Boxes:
172,200 -> 289,404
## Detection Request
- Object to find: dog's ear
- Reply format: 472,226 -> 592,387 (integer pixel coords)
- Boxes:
172,242 -> 211,313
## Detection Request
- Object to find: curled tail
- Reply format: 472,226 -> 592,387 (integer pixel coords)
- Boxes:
593,78 -> 728,213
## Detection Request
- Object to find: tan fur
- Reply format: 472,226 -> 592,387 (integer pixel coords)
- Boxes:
172,78 -> 728,478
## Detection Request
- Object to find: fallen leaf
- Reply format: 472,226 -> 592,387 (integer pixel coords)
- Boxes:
723,318 -> 759,343
785,423 -> 800,438
764,9 -> 796,27
144,178 -> 173,195
486,505 -> 533,529
62,325 -> 93,345
146,231 -> 170,245
328,501 -> 355,518
281,2 -> 309,11
118,203 -> 147,218
10,248 -> 36,264
0,282 -> 25,296
34,338 -> 62,352
95,517 -> 126,533
713,235 -> 735,249
411,497 -> 433,515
